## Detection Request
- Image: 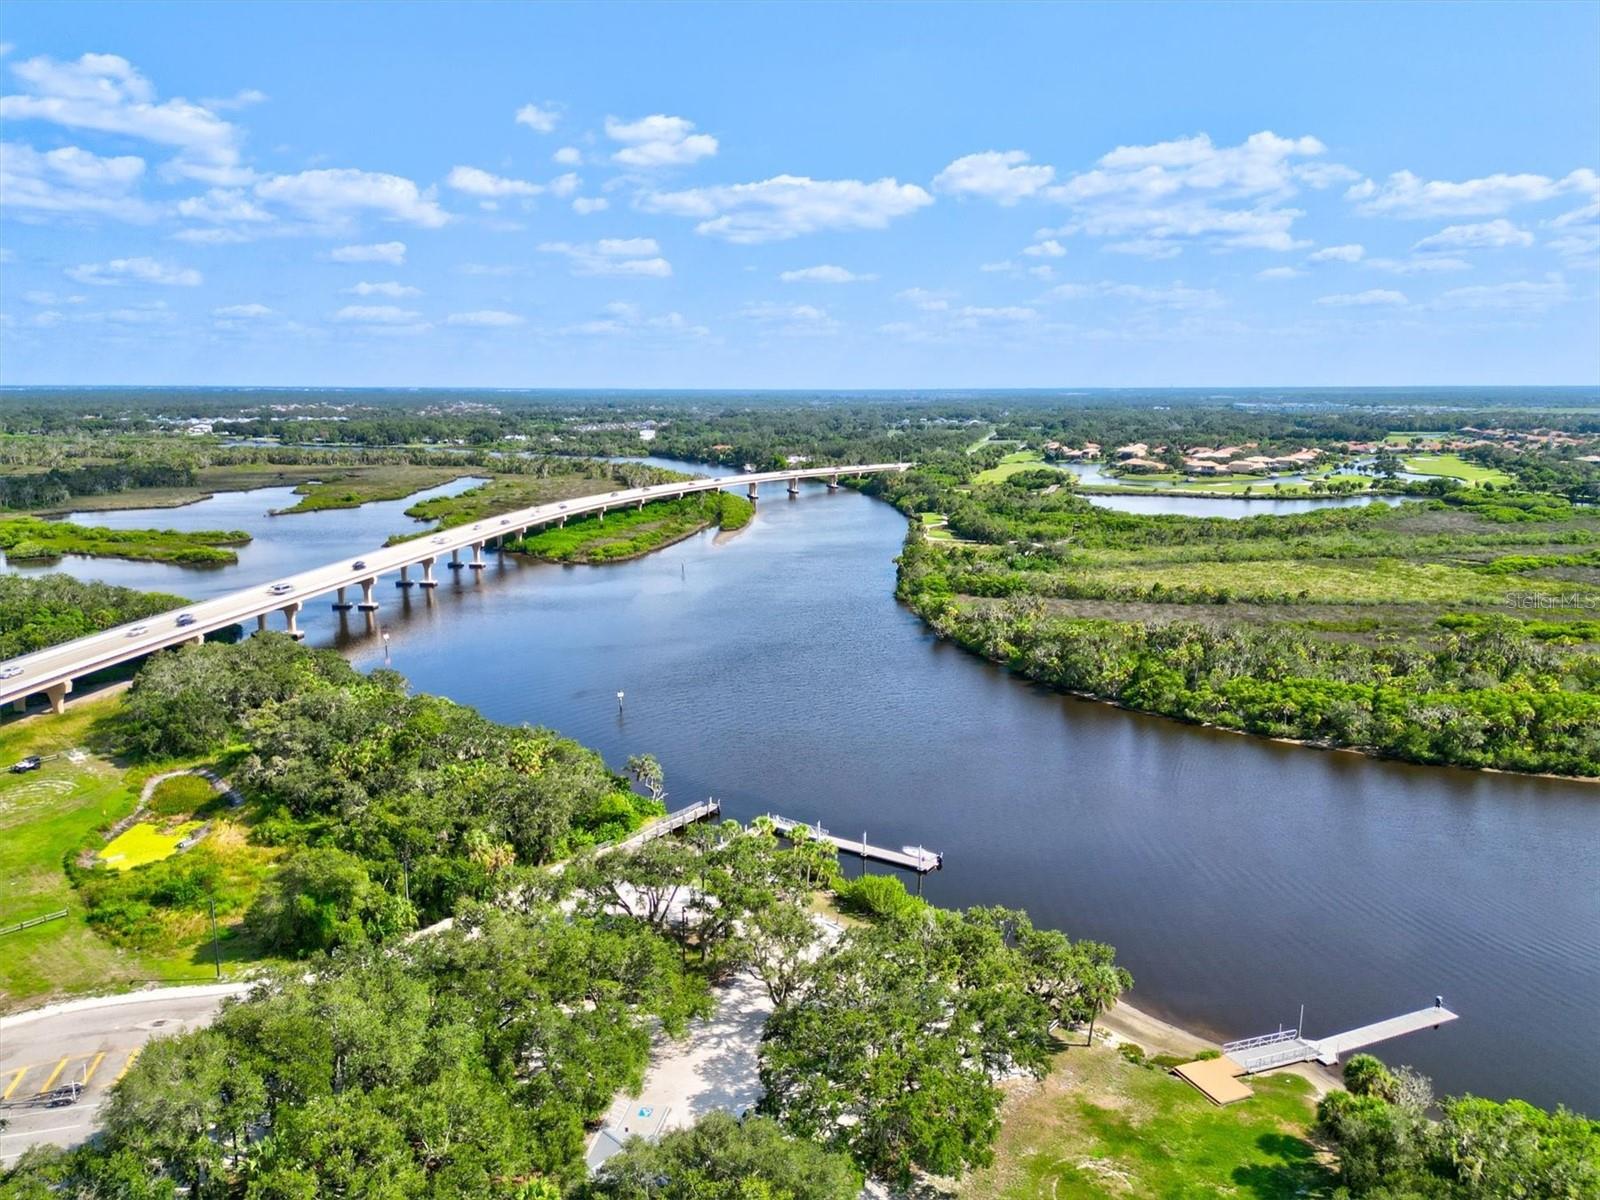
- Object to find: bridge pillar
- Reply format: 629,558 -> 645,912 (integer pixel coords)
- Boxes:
185,634 -> 204,647
46,680 -> 71,715
357,577 -> 379,611
282,602 -> 304,639
637,498 -> 645,511
598,508 -> 606,523
448,548 -> 463,570
332,586 -> 353,611
419,556 -> 438,587
788,476 -> 800,497
396,564 -> 413,588
9,697 -> 25,714
256,613 -> 269,634
747,482 -> 759,501
469,542 -> 486,570
827,473 -> 840,491
558,515 -> 566,527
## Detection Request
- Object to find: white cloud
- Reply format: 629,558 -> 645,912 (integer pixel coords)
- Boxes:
572,196 -> 609,214
1022,238 -> 1066,258
514,102 -> 561,133
333,304 -> 423,324
605,114 -> 718,167
553,146 -> 582,166
1257,265 -> 1305,280
1307,243 -> 1364,263
445,165 -> 542,197
563,300 -> 709,338
1316,289 -> 1408,307
1,53 -> 244,183
1103,238 -> 1184,259
779,264 -> 876,283
329,241 -> 406,264
932,150 -> 1054,204
896,287 -> 953,311
459,262 -> 517,276
953,305 -> 1037,323
1413,219 -> 1534,251
345,281 -> 421,297
640,174 -> 932,243
202,88 -> 267,112
1347,168 -> 1599,218
1048,280 -> 1224,309
738,301 -> 839,335
538,238 -> 672,277
213,303 -> 274,318
68,256 -> 201,286
175,187 -> 273,224
1365,255 -> 1471,274
1434,277 -> 1569,312
548,172 -> 580,198
255,168 -> 448,228
1042,131 -> 1329,254
446,309 -> 524,327
0,140 -> 154,221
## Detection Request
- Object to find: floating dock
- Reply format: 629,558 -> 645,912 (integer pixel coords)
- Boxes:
1177,999 -> 1459,1105
1222,1001 -> 1459,1074
765,815 -> 943,873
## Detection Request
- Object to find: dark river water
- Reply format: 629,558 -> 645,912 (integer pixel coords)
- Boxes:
6,466 -> 1598,1113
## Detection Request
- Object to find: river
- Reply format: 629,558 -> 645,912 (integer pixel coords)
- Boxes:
5,464 -> 1597,1113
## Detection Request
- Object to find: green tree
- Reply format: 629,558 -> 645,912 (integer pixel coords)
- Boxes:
589,1112 -> 861,1200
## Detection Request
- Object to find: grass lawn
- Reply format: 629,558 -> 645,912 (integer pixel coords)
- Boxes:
975,450 -> 1048,484
961,1043 -> 1333,1199
1384,431 -> 1452,445
271,464 -> 474,513
389,470 -> 620,540
1401,454 -> 1514,488
0,516 -> 251,565
0,697 -> 222,1007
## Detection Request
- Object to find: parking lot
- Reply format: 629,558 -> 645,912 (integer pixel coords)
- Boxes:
0,984 -> 245,1164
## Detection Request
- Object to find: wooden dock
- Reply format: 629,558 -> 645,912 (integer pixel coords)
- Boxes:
765,815 -> 943,873
612,799 -> 722,853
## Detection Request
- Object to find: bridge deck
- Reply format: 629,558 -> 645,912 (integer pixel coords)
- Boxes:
766,815 -> 942,872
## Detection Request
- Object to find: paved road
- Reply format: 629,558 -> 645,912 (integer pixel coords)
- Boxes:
0,464 -> 910,711
0,985 -> 246,1163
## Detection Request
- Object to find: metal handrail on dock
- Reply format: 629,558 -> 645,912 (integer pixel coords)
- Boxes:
764,815 -> 943,873
613,798 -> 722,853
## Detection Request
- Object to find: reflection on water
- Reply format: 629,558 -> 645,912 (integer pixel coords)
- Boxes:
5,464 -> 1597,1112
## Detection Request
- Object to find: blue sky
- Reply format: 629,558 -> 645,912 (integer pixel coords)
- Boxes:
1,0 -> 1597,388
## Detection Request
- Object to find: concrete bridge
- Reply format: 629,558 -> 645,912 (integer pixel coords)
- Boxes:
0,464 -> 910,714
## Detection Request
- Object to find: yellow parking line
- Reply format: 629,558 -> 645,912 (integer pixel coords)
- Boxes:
36,1057 -> 68,1094
1,1067 -> 26,1101
114,1047 -> 141,1083
80,1052 -> 106,1087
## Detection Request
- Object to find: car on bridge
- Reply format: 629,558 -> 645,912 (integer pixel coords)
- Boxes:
175,613 -> 196,627
0,666 -> 22,680
268,583 -> 294,596
125,625 -> 148,637
10,756 -> 42,774
353,559 -> 367,570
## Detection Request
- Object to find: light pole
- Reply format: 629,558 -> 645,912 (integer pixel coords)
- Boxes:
382,630 -> 391,664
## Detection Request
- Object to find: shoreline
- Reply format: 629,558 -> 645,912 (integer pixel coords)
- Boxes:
905,594 -> 1600,786
1098,995 -> 1340,1099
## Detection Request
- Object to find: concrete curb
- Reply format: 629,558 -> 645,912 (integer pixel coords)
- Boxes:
0,982 -> 251,1031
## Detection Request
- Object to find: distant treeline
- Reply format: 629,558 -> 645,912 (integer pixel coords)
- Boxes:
0,462 -> 198,511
